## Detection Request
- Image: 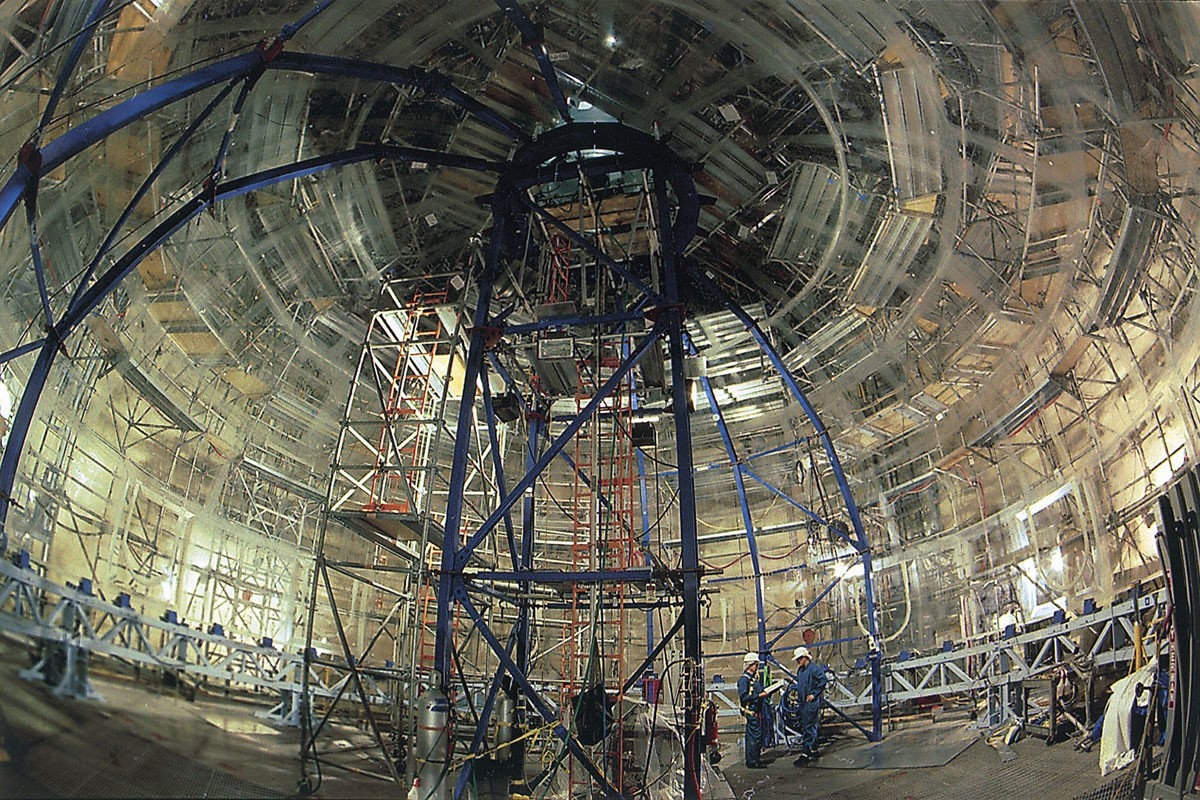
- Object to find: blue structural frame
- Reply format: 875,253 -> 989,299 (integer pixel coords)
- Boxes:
0,4 -> 883,798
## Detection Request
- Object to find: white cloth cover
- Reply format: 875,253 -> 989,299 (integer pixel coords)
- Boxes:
1099,662 -> 1155,776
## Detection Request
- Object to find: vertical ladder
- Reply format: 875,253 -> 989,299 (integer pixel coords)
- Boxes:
365,289 -> 449,513
546,234 -> 572,304
561,343 -> 639,796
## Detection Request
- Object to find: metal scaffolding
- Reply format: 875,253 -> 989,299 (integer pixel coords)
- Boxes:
300,272 -> 471,785
0,5 -> 886,800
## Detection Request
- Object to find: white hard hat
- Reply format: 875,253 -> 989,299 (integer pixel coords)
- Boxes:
793,646 -> 811,662
742,652 -> 759,665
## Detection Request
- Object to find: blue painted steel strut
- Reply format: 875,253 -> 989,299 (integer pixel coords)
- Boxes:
741,465 -> 858,550
693,367 -> 769,655
483,352 -> 613,512
432,188 -> 505,684
453,628 -> 520,800
34,1 -> 115,140
692,266 -> 884,740
493,0 -> 572,123
454,321 -> 666,566
0,51 -> 526,232
456,588 -> 625,799
653,171 -> 706,799
0,145 -> 499,538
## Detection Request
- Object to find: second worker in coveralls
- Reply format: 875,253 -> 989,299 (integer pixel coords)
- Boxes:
737,652 -> 770,768
785,646 -> 827,765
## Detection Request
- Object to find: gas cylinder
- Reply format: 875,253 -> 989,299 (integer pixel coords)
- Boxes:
495,692 -> 515,753
415,685 -> 451,800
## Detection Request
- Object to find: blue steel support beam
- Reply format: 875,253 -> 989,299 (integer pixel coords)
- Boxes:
621,611 -> 685,694
469,568 -> 654,584
455,320 -> 665,566
0,343 -> 56,551
35,1 -> 114,139
767,570 -> 850,651
0,339 -> 47,366
693,267 -> 883,741
480,370 -> 520,571
453,628 -> 520,800
25,197 -> 53,331
655,172 -> 704,800
0,51 -> 524,231
493,0 -> 572,124
0,145 -> 499,536
457,589 -> 626,800
741,465 -> 858,550
694,369 -> 768,655
278,0 -> 340,41
433,189 -> 506,685
655,435 -> 812,480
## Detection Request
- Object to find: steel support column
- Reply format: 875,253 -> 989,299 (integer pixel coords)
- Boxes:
655,172 -> 705,800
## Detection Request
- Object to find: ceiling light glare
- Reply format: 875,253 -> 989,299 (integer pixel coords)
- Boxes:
604,33 -> 618,48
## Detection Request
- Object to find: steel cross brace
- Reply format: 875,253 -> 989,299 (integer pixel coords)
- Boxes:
485,345 -> 615,514
740,465 -> 858,550
492,0 -> 572,123
454,319 -> 666,567
456,587 -> 626,800
469,568 -> 655,584
453,627 -> 520,800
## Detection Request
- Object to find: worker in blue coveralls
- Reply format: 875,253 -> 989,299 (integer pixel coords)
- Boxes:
737,652 -> 769,768
786,646 -> 827,765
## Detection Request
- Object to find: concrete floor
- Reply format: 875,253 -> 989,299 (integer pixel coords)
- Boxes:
0,635 -> 395,799
0,635 -> 1138,800
718,716 -> 1134,800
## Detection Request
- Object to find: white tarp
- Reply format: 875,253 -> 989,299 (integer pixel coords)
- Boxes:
1099,662 -> 1155,776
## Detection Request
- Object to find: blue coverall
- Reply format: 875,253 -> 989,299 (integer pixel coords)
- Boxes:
737,667 -> 767,766
788,661 -> 828,754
